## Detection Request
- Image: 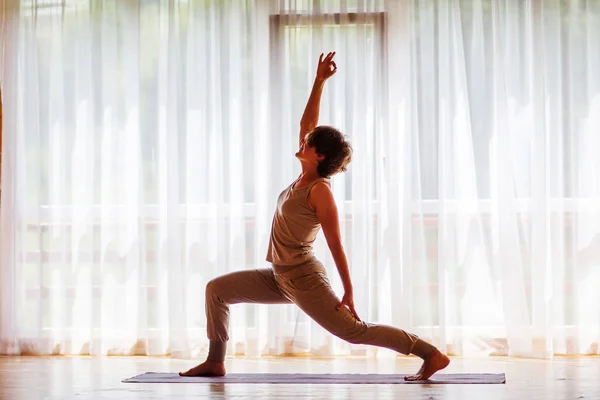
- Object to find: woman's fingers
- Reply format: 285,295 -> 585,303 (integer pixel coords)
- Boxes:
336,297 -> 349,311
321,52 -> 336,64
336,300 -> 361,321
349,304 -> 360,321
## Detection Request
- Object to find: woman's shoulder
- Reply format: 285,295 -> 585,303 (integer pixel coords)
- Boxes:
306,178 -> 334,210
303,177 -> 331,194
310,177 -> 331,187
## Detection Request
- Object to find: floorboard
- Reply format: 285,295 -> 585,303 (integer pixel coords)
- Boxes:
1,355 -> 598,399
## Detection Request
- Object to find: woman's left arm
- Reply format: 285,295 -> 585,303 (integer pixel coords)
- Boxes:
309,182 -> 360,321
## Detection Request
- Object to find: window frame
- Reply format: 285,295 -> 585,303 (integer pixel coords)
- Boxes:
269,11 -> 387,203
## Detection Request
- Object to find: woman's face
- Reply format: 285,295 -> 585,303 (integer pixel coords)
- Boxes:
296,133 -> 324,164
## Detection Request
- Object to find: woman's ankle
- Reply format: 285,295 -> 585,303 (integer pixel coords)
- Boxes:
206,340 -> 227,362
411,338 -> 438,360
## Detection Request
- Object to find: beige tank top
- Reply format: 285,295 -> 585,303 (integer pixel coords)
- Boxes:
266,176 -> 331,266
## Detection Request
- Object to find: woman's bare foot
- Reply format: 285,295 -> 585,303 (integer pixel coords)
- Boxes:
179,360 -> 226,377
404,349 -> 450,381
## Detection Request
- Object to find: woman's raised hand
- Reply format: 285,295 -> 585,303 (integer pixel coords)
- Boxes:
316,52 -> 337,81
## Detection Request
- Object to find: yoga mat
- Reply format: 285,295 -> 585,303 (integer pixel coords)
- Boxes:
122,372 -> 506,384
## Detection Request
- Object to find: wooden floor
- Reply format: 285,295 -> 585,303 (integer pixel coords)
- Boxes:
0,355 -> 598,399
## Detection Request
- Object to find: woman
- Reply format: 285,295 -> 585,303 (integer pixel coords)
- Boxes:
180,52 -> 450,381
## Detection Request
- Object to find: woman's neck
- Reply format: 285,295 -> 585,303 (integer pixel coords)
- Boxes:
299,160 -> 320,179
299,170 -> 320,182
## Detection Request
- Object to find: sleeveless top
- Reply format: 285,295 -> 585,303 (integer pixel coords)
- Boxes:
266,176 -> 331,266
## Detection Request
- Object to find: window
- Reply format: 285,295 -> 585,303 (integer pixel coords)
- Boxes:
269,11 -> 385,201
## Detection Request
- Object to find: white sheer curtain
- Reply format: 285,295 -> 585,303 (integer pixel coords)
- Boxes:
1,0 -> 599,358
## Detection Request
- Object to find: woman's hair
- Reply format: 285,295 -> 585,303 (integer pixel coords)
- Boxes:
305,126 -> 352,178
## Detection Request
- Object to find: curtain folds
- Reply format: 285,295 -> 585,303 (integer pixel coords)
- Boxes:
0,0 -> 599,358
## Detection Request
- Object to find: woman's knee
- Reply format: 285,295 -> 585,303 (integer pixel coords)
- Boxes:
344,332 -> 366,345
205,276 -> 224,299
337,321 -> 369,344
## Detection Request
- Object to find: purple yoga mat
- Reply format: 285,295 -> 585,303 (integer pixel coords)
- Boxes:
122,372 -> 506,384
